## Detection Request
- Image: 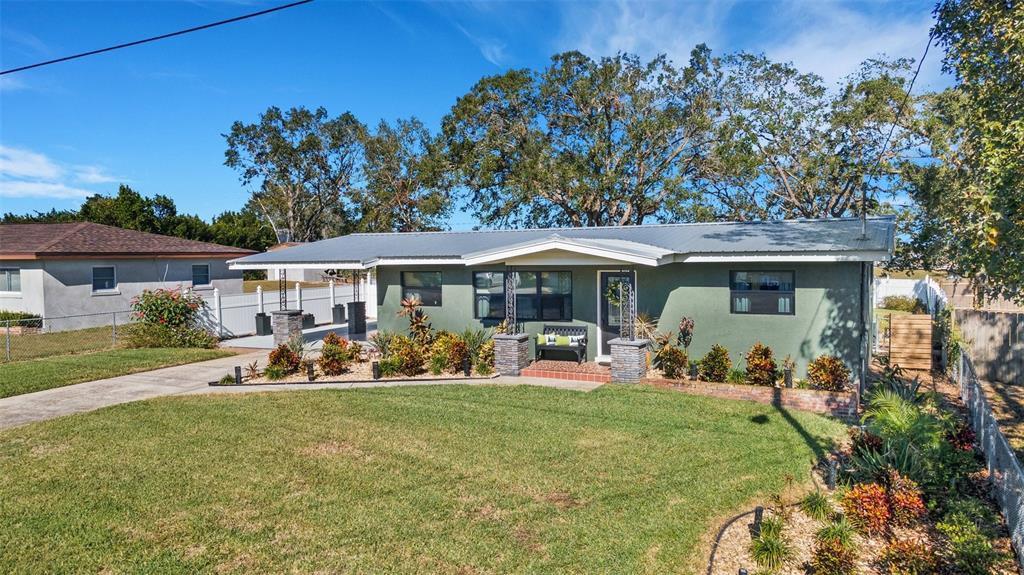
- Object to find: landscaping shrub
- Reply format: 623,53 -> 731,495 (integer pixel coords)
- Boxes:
475,339 -> 495,375
460,328 -> 491,366
0,310 -> 42,327
698,344 -> 731,382
815,517 -> 855,548
398,296 -> 433,344
428,353 -> 446,375
218,374 -> 236,385
430,331 -> 469,373
749,516 -> 790,572
800,490 -> 832,521
263,364 -> 287,380
125,287 -> 216,349
377,356 -> 401,378
123,323 -> 218,349
676,316 -> 694,348
268,344 -> 301,373
726,368 -> 746,384
810,536 -> 857,575
936,510 -> 1003,575
318,334 -> 358,376
849,427 -> 884,455
388,334 -> 425,376
807,355 -> 851,392
878,539 -> 938,575
945,421 -> 976,452
881,295 -> 926,313
744,342 -> 778,386
841,482 -> 891,535
655,345 -> 688,379
886,470 -> 926,527
370,330 -> 398,358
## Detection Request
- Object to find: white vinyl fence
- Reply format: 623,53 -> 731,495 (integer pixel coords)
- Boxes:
196,277 -> 377,338
957,350 -> 1024,570
873,276 -> 948,313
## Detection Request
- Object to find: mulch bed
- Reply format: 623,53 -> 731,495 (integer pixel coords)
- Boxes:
212,360 -> 496,386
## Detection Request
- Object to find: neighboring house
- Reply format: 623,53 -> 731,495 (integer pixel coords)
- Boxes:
0,222 -> 255,328
230,216 -> 895,384
266,243 -> 337,282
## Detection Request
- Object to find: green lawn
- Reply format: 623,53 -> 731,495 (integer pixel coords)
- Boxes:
6,324 -> 119,362
0,385 -> 845,573
0,348 -> 233,398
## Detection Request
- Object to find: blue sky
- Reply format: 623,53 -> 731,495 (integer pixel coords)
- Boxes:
0,0 -> 947,229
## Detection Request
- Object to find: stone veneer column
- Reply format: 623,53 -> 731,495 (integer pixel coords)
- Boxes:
271,310 -> 303,347
609,338 -> 650,384
493,333 -> 531,376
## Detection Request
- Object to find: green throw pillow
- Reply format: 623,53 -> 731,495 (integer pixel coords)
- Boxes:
537,333 -> 546,346
555,335 -> 570,346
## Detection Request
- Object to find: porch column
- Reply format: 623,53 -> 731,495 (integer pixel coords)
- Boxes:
609,338 -> 649,384
493,333 -> 530,376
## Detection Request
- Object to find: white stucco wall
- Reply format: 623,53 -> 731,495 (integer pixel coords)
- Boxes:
1,257 -> 243,329
0,261 -> 45,316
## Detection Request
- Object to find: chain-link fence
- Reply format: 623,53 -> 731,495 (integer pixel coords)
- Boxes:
2,311 -> 134,363
957,350 -> 1024,565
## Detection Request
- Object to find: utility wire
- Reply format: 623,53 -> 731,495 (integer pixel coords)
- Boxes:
860,27 -> 935,237
1,0 -> 314,75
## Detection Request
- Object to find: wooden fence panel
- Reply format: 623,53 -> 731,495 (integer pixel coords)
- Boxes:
956,310 -> 1024,384
889,314 -> 934,371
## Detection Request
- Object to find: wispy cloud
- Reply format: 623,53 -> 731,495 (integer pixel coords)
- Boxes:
555,0 -> 947,88
0,145 -> 124,199
558,0 -> 735,67
0,76 -> 29,93
761,2 -> 944,88
456,23 -> 507,67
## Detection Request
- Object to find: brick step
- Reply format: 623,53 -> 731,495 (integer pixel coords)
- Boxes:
520,368 -> 611,383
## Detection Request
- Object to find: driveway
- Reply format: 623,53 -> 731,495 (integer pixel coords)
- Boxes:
0,351 -> 601,431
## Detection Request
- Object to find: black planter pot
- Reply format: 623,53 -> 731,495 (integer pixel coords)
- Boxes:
255,313 -> 271,336
372,361 -> 381,380
347,301 -> 367,334
462,358 -> 472,377
331,304 -> 346,324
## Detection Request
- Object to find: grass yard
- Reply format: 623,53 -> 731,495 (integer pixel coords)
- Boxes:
0,385 -> 846,573
6,324 -> 119,362
0,348 -> 233,398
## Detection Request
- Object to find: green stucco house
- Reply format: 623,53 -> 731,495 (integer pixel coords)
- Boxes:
231,216 -> 894,386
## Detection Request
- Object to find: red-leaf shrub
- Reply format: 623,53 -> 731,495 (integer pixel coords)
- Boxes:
268,344 -> 301,373
841,483 -> 891,535
807,354 -> 851,391
849,427 -> 884,454
744,342 -> 778,386
699,344 -> 731,382
811,537 -> 857,575
879,539 -> 938,575
946,421 -> 976,451
887,471 -> 926,527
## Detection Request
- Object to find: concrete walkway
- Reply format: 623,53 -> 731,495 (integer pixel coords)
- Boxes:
0,352 -> 601,431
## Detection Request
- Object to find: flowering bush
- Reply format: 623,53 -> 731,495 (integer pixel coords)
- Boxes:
130,288 -> 205,328
268,344 -> 301,373
744,342 -> 778,386
841,482 -> 891,535
807,355 -> 851,391
699,344 -> 731,382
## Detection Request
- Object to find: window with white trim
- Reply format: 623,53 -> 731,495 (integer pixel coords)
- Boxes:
191,264 -> 211,286
0,268 -> 20,292
92,266 -> 117,292
472,271 -> 572,321
401,271 -> 442,306
730,271 -> 795,315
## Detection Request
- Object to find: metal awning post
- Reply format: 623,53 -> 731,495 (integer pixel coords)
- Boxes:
278,269 -> 287,311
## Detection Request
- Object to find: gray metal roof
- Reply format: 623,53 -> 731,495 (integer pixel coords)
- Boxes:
231,216 -> 895,267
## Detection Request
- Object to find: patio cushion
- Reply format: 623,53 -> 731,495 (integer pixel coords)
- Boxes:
537,333 -> 546,346
555,335 -> 570,346
569,335 -> 584,346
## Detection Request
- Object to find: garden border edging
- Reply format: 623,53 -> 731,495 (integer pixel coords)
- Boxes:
643,377 -> 859,422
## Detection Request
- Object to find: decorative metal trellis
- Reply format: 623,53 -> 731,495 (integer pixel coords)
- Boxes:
352,270 -> 362,302
504,270 -> 519,334
617,276 -> 637,341
278,268 -> 287,310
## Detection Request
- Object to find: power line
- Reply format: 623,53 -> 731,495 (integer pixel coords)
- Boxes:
1,0 -> 314,75
861,27 -> 935,237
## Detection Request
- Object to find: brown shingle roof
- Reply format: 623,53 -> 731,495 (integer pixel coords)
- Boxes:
0,222 -> 256,259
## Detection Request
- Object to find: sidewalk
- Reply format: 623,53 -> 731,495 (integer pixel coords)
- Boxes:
0,352 -> 601,431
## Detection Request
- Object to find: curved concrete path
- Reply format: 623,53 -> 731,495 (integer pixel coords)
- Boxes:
0,352 -> 601,431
